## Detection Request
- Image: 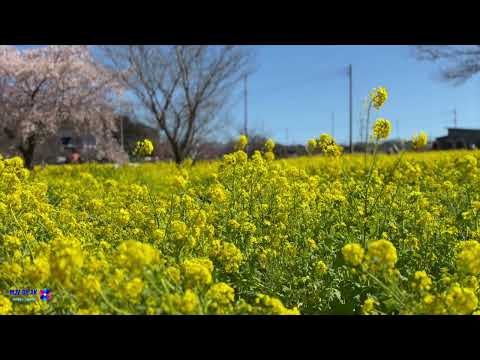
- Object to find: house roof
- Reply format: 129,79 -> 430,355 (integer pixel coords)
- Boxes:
435,128 -> 480,142
446,128 -> 480,132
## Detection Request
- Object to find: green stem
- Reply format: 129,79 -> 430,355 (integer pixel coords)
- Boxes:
9,208 -> 34,262
363,141 -> 379,247
146,187 -> 161,229
98,289 -> 132,315
369,150 -> 406,213
366,272 -> 404,307
364,102 -> 373,162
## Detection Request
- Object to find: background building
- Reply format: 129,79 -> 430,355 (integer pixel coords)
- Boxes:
433,128 -> 480,150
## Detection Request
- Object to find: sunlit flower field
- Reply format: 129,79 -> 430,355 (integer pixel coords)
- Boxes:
1,146 -> 480,315
1,87 -> 479,315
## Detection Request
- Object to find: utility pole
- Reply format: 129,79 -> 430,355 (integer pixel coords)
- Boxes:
244,74 -> 248,137
348,64 -> 353,154
286,128 -> 289,144
454,107 -> 457,129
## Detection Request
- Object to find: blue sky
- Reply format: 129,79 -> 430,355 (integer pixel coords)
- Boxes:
16,45 -> 480,145
226,45 -> 480,145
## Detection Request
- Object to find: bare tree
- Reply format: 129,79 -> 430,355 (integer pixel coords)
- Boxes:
413,45 -> 480,85
97,45 -> 253,164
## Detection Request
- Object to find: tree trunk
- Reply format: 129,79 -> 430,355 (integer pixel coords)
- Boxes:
173,147 -> 184,164
19,137 -> 36,170
167,138 -> 184,164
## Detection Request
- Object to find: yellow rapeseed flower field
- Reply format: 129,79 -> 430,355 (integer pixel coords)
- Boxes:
1,87 -> 479,315
1,147 -> 479,315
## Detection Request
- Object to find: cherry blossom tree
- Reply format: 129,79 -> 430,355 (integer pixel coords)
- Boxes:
0,45 -> 126,168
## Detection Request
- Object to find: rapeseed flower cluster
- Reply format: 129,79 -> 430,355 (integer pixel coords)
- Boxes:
255,294 -> 300,315
306,134 -> 343,157
115,240 -> 161,273
342,243 -> 365,267
0,295 -> 12,315
307,139 -> 317,154
373,118 -> 392,141
183,258 -> 213,286
365,240 -> 398,272
444,284 -> 478,315
456,240 -> 480,275
133,139 -> 154,157
211,240 -> 244,273
361,297 -> 379,315
206,282 -> 235,313
412,131 -> 428,150
237,135 -> 248,151
370,86 -> 388,110
411,271 -> 432,292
